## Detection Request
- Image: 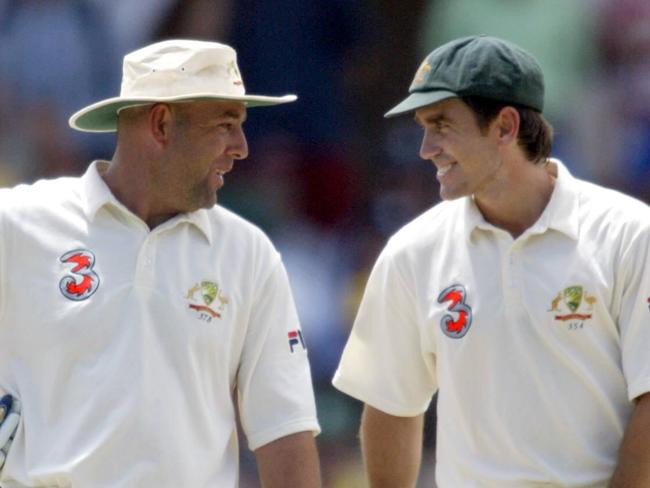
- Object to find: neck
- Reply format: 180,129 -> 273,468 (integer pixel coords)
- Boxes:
474,158 -> 556,238
102,151 -> 176,229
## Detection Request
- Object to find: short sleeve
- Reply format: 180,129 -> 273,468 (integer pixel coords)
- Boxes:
332,245 -> 437,416
618,224 -> 650,401
237,259 -> 320,450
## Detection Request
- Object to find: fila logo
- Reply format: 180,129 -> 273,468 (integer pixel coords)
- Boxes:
288,329 -> 306,353
59,249 -> 100,301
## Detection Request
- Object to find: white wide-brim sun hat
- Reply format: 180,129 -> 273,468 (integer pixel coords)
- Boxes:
69,39 -> 297,133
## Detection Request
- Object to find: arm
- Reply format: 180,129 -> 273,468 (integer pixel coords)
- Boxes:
610,392 -> 650,487
255,431 -> 321,488
239,260 -> 321,484
361,404 -> 424,488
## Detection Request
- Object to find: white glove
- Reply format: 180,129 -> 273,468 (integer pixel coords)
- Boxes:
0,394 -> 20,470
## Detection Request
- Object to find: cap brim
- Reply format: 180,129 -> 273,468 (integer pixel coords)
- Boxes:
69,93 -> 298,132
384,90 -> 457,118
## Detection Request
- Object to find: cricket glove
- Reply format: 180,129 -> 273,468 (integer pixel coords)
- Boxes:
0,394 -> 20,470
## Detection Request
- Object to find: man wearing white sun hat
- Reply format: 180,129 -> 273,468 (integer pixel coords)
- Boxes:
0,39 -> 321,487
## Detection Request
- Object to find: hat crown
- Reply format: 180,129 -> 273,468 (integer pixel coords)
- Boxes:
409,35 -> 544,111
120,40 -> 246,98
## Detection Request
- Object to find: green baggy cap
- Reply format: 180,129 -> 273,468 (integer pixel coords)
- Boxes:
385,35 -> 545,118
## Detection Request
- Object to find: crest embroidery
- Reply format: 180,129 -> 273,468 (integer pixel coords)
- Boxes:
185,280 -> 228,322
227,60 -> 243,86
548,285 -> 597,329
413,61 -> 432,86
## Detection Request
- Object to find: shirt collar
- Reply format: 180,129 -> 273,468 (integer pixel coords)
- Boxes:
172,208 -> 213,244
529,158 -> 579,240
81,160 -> 213,243
463,158 -> 580,243
81,160 -> 118,220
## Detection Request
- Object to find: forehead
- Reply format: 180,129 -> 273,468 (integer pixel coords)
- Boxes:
414,97 -> 470,122
174,99 -> 247,120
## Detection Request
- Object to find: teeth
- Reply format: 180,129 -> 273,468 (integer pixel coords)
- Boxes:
437,164 -> 453,176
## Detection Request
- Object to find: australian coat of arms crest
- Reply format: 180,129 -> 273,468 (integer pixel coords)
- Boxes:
548,285 -> 597,325
185,280 -> 229,321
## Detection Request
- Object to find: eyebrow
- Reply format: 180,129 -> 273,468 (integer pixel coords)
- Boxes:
415,113 -> 449,126
219,110 -> 247,122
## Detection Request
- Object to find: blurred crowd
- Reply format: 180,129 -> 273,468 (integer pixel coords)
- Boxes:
0,0 -> 649,486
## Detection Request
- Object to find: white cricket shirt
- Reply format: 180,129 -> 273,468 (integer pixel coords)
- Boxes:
333,160 -> 650,487
0,161 -> 319,488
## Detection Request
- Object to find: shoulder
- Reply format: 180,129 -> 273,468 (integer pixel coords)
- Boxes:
572,177 -> 650,263
0,176 -> 82,218
207,204 -> 281,265
575,178 -> 650,234
209,205 -> 274,243
383,198 -> 464,259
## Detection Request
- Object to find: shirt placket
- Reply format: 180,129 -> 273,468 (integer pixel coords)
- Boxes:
135,232 -> 158,287
500,234 -> 527,324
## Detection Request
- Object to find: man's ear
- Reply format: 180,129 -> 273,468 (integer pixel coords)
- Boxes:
148,103 -> 173,146
494,106 -> 520,146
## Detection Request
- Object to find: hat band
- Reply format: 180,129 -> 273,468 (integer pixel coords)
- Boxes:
122,70 -> 246,98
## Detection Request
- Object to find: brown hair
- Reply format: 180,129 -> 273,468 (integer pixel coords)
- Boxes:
462,96 -> 553,164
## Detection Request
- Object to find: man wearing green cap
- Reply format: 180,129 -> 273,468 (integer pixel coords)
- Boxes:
333,35 -> 650,487
0,39 -> 321,487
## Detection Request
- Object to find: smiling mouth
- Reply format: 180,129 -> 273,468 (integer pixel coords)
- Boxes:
213,170 -> 227,189
215,165 -> 231,179
436,162 -> 455,177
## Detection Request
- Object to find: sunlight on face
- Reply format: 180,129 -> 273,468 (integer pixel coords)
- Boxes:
415,98 -> 502,201
163,100 -> 249,212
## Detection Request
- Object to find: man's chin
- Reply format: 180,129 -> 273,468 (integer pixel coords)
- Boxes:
439,188 -> 464,201
201,197 -> 218,210
188,192 -> 218,212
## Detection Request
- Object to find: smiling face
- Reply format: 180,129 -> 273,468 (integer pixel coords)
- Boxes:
415,97 -> 504,201
162,100 -> 248,212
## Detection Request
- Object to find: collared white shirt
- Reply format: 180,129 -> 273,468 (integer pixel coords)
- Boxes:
0,161 -> 319,488
334,160 -> 650,487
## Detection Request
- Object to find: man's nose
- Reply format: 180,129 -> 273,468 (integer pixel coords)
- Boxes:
419,131 -> 442,160
228,127 -> 249,160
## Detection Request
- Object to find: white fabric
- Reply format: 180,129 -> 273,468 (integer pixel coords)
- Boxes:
333,159 -> 650,487
68,40 -> 297,132
121,40 -> 247,98
0,161 -> 319,488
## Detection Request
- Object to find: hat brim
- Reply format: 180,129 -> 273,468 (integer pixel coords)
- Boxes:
69,93 -> 298,132
384,90 -> 458,118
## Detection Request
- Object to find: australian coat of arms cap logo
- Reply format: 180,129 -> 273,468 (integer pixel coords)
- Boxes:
185,280 -> 228,322
227,60 -> 243,86
412,60 -> 432,86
